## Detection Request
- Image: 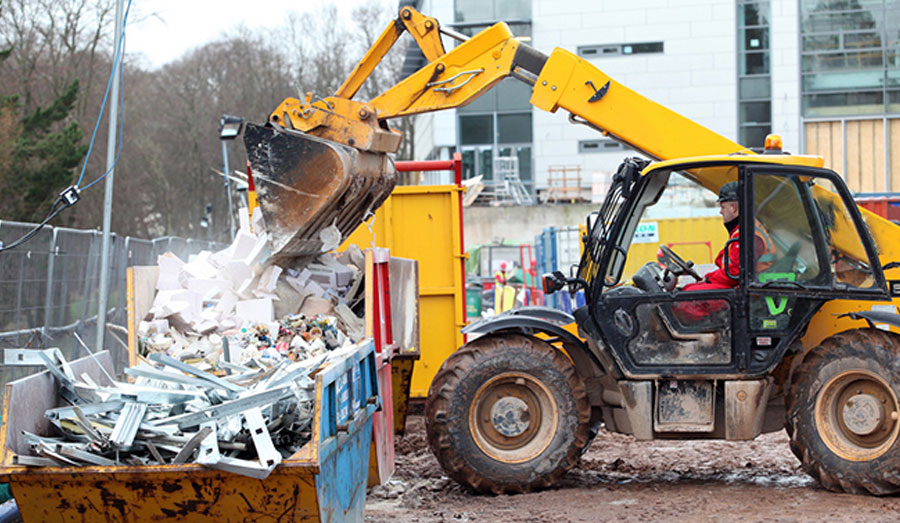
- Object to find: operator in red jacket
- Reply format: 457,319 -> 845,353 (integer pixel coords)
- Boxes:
676,181 -> 773,320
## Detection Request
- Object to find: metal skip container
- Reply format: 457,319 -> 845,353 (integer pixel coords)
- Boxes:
0,342 -> 380,522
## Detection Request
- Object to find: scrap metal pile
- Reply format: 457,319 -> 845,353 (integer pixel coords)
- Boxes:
10,343 -> 363,479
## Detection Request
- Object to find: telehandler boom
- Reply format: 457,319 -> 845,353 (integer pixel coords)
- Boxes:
243,6 -> 900,496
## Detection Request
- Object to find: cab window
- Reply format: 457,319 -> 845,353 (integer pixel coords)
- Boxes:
751,174 -> 822,284
812,177 -> 877,289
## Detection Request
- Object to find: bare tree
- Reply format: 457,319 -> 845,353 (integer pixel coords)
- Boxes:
0,0 -> 115,119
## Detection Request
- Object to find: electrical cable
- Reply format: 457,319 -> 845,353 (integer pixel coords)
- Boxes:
82,41 -> 126,191
1,0 -> 132,253
0,197 -> 68,252
75,0 -> 132,189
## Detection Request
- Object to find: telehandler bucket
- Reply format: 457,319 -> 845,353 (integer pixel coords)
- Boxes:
243,123 -> 396,258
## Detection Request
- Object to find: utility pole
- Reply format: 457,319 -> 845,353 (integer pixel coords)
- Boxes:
96,0 -> 124,353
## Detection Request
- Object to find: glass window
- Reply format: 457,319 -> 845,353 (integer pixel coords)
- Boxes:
812,178 -> 877,289
455,0 -> 531,22
803,34 -> 840,51
459,114 -> 493,145
740,125 -> 771,147
497,113 -> 532,144
742,28 -> 769,51
801,0 -> 897,116
454,0 -> 483,22
458,88 -> 495,113
802,90 -> 884,117
495,78 -> 532,112
740,101 -> 772,123
740,76 -> 772,99
741,52 -> 770,75
739,2 -> 769,27
802,70 -> 886,91
844,31 -> 882,49
888,6 -> 900,46
495,0 -> 531,20
803,51 -> 883,72
889,89 -> 900,112
752,175 -> 821,283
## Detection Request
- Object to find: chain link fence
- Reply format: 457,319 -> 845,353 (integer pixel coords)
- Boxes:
0,220 -> 224,389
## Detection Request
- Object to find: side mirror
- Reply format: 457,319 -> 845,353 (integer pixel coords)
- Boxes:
542,271 -> 567,295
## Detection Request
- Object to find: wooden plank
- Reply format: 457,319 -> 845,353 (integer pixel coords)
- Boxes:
127,266 -> 159,366
859,119 -> 876,193
804,122 -> 814,156
831,121 -> 842,173
846,120 -> 860,191
875,119 -> 885,192
892,119 -> 900,191
814,122 -> 829,165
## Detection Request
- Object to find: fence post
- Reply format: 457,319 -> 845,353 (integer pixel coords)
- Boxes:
42,227 -> 59,340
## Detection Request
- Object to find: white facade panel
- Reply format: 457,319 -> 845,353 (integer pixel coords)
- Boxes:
770,0 -> 802,154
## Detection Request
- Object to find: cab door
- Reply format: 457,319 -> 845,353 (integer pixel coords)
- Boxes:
743,166 -> 889,373
591,163 -> 749,378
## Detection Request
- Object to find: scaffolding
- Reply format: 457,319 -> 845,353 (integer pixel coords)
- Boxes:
491,156 -> 533,205
545,165 -> 585,203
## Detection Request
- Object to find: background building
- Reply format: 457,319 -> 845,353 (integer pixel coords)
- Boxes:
404,0 -> 898,198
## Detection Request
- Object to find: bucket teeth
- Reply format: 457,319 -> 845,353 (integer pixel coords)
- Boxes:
243,123 -> 396,258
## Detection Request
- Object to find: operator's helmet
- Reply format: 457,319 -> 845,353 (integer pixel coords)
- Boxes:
717,181 -> 739,203
500,262 -> 507,271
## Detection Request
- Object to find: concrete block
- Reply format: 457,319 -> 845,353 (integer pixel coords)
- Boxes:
251,206 -> 266,234
156,272 -> 182,291
239,207 -> 251,234
187,278 -> 227,301
318,255 -> 354,286
216,291 -> 238,317
257,265 -> 283,294
284,275 -> 307,296
244,233 -> 271,273
223,260 -> 253,287
157,252 -> 185,275
304,280 -> 326,298
236,275 -> 260,300
230,230 -> 259,261
152,290 -> 202,324
235,298 -> 274,324
182,256 -> 219,281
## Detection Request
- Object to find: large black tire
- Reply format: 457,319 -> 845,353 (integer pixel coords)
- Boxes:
425,334 -> 591,494
787,328 -> 900,495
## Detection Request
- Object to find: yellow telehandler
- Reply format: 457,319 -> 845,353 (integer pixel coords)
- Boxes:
243,6 -> 900,496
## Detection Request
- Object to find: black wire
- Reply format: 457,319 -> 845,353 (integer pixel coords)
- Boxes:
0,198 -> 68,253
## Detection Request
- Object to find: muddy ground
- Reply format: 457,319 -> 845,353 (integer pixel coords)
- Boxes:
365,416 -> 900,522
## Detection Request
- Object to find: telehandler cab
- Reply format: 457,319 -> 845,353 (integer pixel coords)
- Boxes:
241,6 -> 900,495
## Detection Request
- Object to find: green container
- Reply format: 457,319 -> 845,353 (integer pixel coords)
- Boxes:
466,285 -> 482,317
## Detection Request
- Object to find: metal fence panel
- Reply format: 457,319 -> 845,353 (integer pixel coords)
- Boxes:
0,222 -> 225,391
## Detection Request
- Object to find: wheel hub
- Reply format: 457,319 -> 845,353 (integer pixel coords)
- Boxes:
815,369 -> 900,461
490,397 -> 531,437
842,393 -> 885,436
469,372 -> 559,464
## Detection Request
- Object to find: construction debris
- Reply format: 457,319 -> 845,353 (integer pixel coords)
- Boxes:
6,342 -> 366,479
138,207 -> 367,366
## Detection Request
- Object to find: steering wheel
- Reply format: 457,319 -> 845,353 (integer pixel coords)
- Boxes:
658,244 -> 702,282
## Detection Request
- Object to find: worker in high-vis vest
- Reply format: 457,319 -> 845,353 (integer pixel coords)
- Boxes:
676,181 -> 774,321
493,262 -> 516,313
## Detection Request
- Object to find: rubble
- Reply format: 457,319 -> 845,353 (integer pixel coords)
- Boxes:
6,343 -> 366,479
138,207 -> 367,366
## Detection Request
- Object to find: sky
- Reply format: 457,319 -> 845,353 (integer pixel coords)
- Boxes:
125,0 -> 372,69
